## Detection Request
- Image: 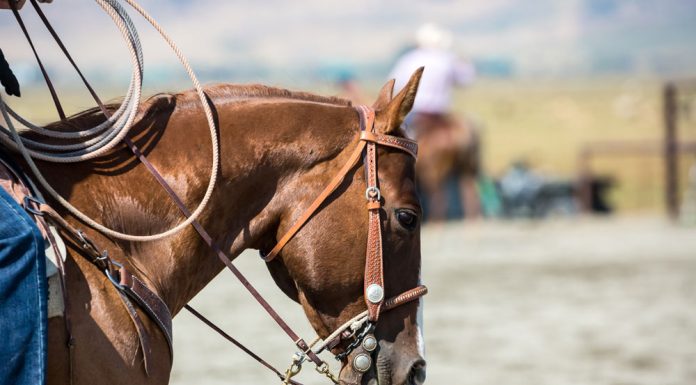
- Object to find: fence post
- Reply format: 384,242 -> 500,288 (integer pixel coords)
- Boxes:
664,82 -> 678,220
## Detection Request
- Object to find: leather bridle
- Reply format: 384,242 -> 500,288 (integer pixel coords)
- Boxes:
260,105 -> 428,383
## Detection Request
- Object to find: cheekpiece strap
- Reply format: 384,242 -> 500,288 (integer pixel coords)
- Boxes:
356,105 -> 384,322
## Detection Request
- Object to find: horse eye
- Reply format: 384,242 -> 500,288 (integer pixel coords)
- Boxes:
395,209 -> 418,231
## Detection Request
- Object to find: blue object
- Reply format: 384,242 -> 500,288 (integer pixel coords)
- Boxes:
0,187 -> 47,385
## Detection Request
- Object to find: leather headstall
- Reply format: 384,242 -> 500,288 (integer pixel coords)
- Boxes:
261,105 -> 428,374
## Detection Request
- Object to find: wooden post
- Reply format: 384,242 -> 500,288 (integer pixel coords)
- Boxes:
664,83 -> 679,220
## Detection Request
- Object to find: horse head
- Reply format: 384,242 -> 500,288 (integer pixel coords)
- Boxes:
260,68 -> 426,385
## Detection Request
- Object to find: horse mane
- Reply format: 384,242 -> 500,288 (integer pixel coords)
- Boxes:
200,83 -> 352,107
39,83 -> 351,133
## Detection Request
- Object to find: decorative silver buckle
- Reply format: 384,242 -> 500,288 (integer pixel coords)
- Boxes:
364,186 -> 381,201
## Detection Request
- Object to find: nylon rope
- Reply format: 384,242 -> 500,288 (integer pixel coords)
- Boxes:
0,0 -> 219,242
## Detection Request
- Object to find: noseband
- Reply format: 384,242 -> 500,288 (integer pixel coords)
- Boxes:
262,105 -> 428,382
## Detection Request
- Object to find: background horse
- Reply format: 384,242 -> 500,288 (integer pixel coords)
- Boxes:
411,113 -> 481,221
13,70 -> 427,385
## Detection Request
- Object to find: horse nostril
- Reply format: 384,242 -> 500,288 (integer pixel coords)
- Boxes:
408,360 -> 427,385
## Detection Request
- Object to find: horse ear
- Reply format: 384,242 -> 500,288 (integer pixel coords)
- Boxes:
372,79 -> 395,110
378,67 -> 423,134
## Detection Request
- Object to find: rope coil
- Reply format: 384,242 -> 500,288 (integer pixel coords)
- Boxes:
0,0 -> 219,242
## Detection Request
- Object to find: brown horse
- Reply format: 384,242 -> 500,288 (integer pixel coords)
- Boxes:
411,113 -> 480,221
13,69 -> 427,385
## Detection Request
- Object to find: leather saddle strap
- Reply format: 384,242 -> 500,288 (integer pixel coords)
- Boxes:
39,203 -> 175,356
115,289 -> 154,376
37,203 -> 175,360
41,218 -> 76,383
118,267 -> 173,358
357,105 -> 384,321
38,205 -> 108,269
122,138 -> 324,366
35,214 -> 74,339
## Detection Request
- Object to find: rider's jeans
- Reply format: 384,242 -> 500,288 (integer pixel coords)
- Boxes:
0,187 -> 47,385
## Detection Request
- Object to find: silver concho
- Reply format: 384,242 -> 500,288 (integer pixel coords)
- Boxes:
366,284 -> 384,304
353,353 -> 372,373
362,335 -> 377,352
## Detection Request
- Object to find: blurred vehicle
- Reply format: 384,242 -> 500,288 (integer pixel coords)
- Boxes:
497,161 -> 590,218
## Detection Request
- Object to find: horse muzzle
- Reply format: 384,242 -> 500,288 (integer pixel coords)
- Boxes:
338,340 -> 426,385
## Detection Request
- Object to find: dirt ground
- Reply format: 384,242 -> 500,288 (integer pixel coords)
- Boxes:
169,216 -> 696,385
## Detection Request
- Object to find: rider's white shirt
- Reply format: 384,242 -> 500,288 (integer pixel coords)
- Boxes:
389,48 -> 475,115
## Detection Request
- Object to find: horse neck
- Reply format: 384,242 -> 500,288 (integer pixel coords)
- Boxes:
119,94 -> 356,314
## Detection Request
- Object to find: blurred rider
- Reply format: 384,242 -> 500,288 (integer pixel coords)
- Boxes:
1,1 -> 55,384
389,23 -> 481,220
389,23 -> 475,136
